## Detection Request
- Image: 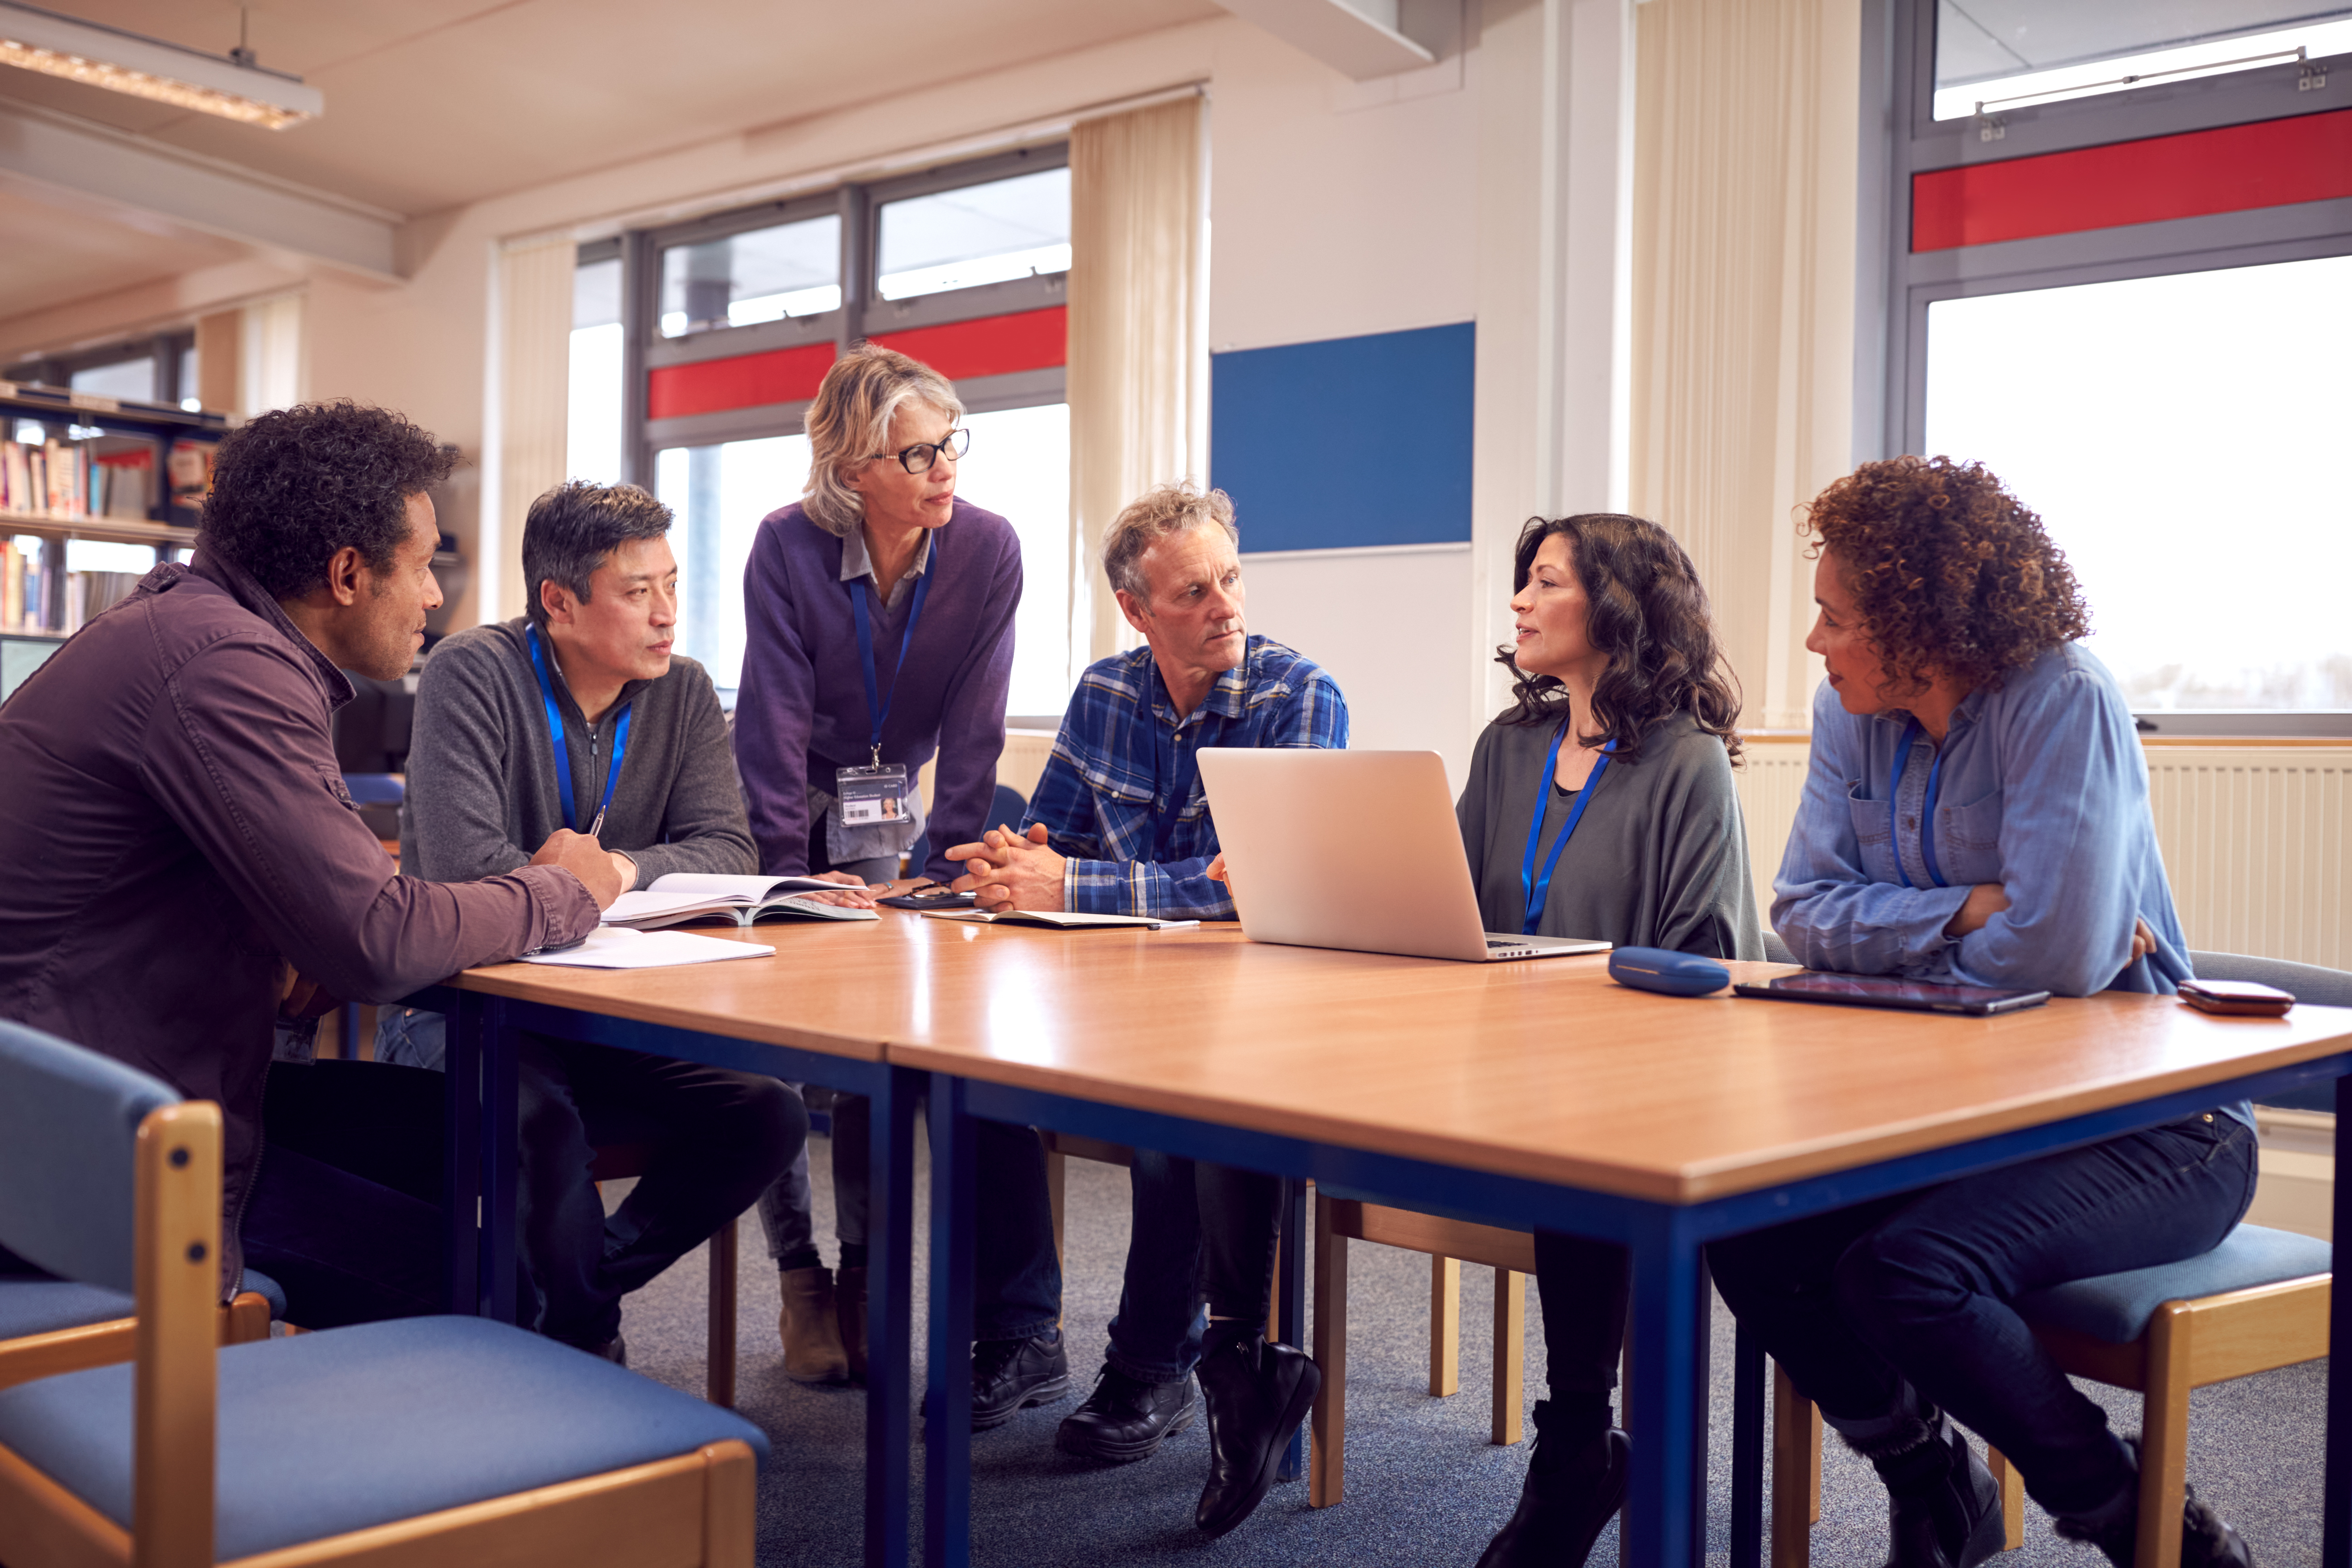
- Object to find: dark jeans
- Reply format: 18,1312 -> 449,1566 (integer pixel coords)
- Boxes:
517,1035 -> 804,1346
1105,1149 -> 1284,1384
1709,1113 -> 2256,1517
961,1118 -> 1065,1342
244,1059 -> 448,1328
1533,1230 -> 1631,1396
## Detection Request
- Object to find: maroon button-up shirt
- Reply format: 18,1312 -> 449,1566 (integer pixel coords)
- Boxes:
0,550 -> 598,1294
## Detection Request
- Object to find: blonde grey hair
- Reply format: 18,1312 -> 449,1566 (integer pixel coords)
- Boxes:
1101,483 -> 1240,604
800,345 -> 964,538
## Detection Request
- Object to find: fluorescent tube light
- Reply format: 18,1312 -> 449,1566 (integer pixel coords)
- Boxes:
0,1 -> 322,130
1934,15 -> 2352,122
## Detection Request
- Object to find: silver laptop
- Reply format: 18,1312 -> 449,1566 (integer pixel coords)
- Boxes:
1196,749 -> 1613,963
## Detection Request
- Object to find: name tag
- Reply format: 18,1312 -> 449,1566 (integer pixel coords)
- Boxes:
835,764 -> 910,826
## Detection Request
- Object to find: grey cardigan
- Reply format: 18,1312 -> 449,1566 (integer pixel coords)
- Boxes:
1455,707 -> 1763,960
401,618 -> 756,887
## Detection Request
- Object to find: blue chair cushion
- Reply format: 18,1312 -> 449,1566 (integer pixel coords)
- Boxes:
0,1314 -> 769,1560
237,1269 -> 287,1320
0,1021 -> 180,1294
2018,1223 -> 2333,1343
0,1278 -> 134,1339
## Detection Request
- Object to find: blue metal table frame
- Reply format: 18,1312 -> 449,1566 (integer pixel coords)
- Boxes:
414,982 -> 924,1568
922,1051 -> 2352,1568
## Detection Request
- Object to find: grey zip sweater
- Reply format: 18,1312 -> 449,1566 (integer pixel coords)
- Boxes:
401,617 -> 756,886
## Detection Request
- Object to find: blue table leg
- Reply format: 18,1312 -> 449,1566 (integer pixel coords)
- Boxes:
1277,1176 -> 1308,1482
442,991 -> 484,1314
1730,1316 -> 1765,1568
1690,1251 -> 1714,1556
866,1066 -> 918,1568
926,1074 -> 978,1568
480,996 -> 519,1324
2327,1078 -> 2352,1568
1626,1206 -> 1705,1568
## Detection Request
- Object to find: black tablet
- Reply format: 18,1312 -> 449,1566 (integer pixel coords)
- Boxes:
1733,971 -> 2051,1016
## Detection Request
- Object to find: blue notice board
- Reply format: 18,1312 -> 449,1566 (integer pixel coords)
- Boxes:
1210,322 -> 1475,553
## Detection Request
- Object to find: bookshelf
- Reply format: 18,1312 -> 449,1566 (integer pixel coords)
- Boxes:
2,379 -> 228,635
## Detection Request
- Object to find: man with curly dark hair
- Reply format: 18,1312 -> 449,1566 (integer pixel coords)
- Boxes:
1709,456 -> 2253,1568
0,401 -> 622,1331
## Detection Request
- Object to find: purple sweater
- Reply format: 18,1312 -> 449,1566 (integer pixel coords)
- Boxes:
735,499 -> 1020,881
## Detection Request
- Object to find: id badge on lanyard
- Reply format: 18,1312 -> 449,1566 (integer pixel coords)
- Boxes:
836,567 -> 932,833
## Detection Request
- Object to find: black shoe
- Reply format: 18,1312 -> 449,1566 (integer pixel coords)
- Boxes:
1056,1366 -> 1196,1462
1194,1332 -> 1321,1538
970,1331 -> 1069,1431
1475,1404 -> 1629,1568
2054,1439 -> 2254,1568
1859,1407 -> 2005,1568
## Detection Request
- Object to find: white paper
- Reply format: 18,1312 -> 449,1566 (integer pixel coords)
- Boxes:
518,926 -> 774,969
604,889 -> 730,925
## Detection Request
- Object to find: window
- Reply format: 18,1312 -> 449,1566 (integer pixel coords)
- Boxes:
568,246 -> 624,485
617,146 -> 1074,708
1867,0 -> 2352,729
71,359 -> 154,404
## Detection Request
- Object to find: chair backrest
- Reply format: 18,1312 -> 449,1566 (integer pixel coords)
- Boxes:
0,1020 -> 181,1294
908,782 -> 1031,872
2191,952 -> 2352,1112
1761,930 -> 1796,967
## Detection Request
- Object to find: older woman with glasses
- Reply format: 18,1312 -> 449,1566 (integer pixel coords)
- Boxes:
733,345 -> 1057,1396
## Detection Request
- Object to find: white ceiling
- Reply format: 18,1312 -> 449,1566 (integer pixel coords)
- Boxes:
0,0 -> 1220,330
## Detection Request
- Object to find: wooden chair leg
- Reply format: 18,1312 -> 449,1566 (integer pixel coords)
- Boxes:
1492,1268 -> 1525,1445
2138,1305 -> 2193,1568
1310,1193 -> 1348,1508
1430,1256 -> 1462,1396
221,1290 -> 272,1345
1986,1447 -> 2025,1549
706,1215 -> 738,1408
1771,1361 -> 1817,1568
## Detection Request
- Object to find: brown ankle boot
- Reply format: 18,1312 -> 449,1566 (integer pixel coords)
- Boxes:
836,1265 -> 868,1383
778,1266 -> 849,1385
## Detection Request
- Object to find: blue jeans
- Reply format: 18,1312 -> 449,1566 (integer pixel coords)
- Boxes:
374,1005 -> 445,1070
1104,1150 -> 1283,1384
1709,1113 -> 2256,1517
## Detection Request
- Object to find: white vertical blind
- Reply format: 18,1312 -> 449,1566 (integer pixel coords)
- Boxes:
487,234 -> 575,622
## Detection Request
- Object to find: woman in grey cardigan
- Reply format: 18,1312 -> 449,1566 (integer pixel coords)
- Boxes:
1460,512 -> 1762,1568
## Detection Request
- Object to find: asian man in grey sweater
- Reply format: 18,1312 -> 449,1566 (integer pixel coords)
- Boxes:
386,480 -> 802,1359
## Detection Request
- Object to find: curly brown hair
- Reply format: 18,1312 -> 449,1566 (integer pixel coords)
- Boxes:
1804,456 -> 2089,698
1492,513 -> 1744,767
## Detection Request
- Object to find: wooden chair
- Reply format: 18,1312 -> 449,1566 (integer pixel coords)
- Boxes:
1310,1195 -> 1536,1507
1769,1222 -> 2332,1568
0,1017 -> 765,1568
0,1273 -> 274,1394
588,1142 -> 740,1406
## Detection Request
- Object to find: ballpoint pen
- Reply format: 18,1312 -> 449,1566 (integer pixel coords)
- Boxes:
586,807 -> 608,839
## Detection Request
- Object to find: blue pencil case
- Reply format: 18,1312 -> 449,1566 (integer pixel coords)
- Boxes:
1607,947 -> 1732,998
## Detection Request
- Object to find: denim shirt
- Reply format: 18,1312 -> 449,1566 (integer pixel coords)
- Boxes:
1774,642 -> 2192,999
1024,635 -> 1349,919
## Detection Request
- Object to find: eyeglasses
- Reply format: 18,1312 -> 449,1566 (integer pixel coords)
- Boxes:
870,427 -> 970,474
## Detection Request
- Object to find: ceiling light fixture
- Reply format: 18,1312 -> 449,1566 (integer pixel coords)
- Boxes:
0,1 -> 322,130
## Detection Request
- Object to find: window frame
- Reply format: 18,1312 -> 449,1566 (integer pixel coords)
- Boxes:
3,328 -> 198,411
1857,0 -> 2352,733
615,142 -> 1071,483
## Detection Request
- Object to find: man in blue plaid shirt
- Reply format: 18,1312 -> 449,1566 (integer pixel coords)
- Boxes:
948,482 -> 1349,1537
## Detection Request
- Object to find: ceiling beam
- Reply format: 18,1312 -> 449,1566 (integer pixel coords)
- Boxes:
1213,0 -> 1437,79
0,101 -> 398,278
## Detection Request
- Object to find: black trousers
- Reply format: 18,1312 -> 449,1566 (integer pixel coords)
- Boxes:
1532,1230 -> 1632,1397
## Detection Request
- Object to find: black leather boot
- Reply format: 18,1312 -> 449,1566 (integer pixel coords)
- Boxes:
1847,1403 -> 2006,1568
1193,1331 -> 1320,1538
1474,1401 -> 1630,1568
1057,1365 -> 1196,1462
2054,1438 -> 2254,1568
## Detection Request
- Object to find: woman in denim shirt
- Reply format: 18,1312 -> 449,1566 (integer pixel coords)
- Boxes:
1711,457 -> 2256,1568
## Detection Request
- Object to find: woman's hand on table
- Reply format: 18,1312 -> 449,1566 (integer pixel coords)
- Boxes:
799,869 -> 882,909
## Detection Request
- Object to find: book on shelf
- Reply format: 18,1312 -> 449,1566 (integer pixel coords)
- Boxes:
0,543 -> 142,636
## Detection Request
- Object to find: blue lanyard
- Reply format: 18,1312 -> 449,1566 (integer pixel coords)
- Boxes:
849,564 -> 932,766
1890,716 -> 1949,890
526,625 -> 631,834
1519,720 -> 1615,935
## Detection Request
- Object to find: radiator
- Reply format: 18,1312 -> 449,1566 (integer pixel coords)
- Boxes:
1735,739 -> 2352,970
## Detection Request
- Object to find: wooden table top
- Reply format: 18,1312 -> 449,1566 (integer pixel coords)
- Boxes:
452,908 -> 2352,1204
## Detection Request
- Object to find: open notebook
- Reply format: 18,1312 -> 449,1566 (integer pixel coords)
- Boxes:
603,872 -> 881,929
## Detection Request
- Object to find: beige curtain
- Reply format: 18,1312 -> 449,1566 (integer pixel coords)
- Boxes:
1068,94 -> 1208,664
1630,0 -> 1860,730
488,234 -> 575,623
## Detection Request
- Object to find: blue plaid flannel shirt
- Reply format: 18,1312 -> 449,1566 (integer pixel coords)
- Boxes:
1022,635 -> 1349,919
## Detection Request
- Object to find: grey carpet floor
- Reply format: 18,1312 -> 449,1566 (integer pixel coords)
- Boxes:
610,1140 -> 2326,1567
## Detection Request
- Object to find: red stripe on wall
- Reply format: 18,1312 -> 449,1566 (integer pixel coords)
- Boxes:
1912,108 -> 2352,252
867,306 -> 1067,382
646,341 -> 838,421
